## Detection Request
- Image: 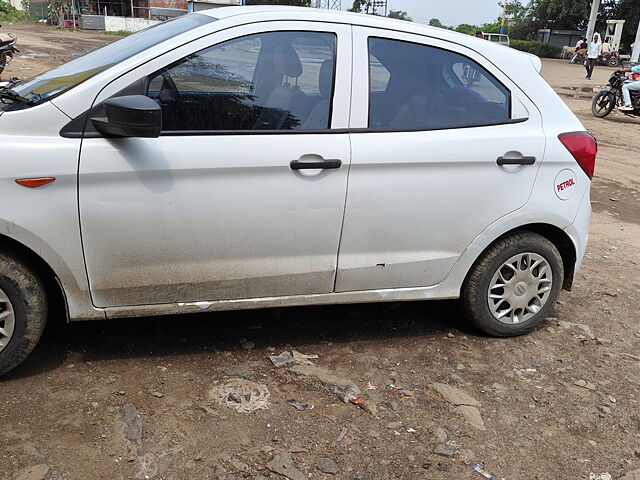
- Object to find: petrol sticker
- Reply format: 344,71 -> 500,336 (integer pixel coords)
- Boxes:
554,169 -> 577,200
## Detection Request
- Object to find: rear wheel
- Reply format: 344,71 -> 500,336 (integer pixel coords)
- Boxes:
460,232 -> 563,337
0,253 -> 47,376
592,91 -> 615,118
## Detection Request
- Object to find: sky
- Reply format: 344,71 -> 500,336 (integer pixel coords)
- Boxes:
341,0 -> 503,27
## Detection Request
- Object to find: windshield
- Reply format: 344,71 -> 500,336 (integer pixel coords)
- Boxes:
0,14 -> 215,112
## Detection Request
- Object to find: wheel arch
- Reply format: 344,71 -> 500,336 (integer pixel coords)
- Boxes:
468,222 -> 577,292
0,232 -> 69,323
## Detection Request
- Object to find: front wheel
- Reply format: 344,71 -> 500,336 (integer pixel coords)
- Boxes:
592,90 -> 615,118
0,253 -> 47,376
460,232 -> 563,337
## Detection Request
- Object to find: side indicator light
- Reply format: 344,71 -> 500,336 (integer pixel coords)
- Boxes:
15,177 -> 56,188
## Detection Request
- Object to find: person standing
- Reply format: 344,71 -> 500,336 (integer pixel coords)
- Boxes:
585,33 -> 602,80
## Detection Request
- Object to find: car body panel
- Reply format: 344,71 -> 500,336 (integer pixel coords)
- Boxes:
0,6 -> 592,321
78,21 -> 353,307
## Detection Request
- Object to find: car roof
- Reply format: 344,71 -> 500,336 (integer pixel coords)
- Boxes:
199,6 -> 531,65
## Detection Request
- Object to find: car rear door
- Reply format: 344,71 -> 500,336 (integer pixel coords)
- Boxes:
335,27 -> 545,292
78,22 -> 352,307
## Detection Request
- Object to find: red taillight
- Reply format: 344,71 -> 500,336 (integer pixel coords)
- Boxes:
558,132 -> 597,180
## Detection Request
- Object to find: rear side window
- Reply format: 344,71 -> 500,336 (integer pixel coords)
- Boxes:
147,31 -> 336,132
368,37 -> 511,130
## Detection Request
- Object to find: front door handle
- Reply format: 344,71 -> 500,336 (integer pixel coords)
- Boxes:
290,158 -> 342,170
497,152 -> 536,166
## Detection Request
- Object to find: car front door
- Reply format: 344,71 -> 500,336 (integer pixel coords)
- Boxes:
336,27 -> 545,292
78,22 -> 352,307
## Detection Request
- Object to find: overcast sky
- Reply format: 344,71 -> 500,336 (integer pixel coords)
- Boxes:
342,0 -> 502,27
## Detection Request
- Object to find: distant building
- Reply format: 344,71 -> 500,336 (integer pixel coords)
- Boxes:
537,29 -> 585,48
25,0 -> 241,31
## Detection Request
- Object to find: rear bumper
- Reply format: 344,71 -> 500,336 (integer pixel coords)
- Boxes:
564,187 -> 591,276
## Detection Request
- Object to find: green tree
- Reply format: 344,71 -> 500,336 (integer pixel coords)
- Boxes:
387,10 -> 412,21
428,17 -> 446,28
454,23 -> 478,35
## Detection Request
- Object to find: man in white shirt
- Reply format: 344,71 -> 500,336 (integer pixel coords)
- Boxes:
585,33 -> 602,80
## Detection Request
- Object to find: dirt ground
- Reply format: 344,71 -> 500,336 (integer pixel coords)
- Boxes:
2,24 -> 640,480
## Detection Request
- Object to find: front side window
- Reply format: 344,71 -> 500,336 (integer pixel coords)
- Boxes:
147,31 -> 336,132
368,37 -> 511,130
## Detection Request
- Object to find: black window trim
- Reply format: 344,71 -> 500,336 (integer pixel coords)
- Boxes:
366,35 -> 518,132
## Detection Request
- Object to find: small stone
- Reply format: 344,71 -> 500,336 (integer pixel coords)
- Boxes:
387,400 -> 399,411
619,468 -> 640,480
433,427 -> 447,443
119,406 -> 143,444
151,391 -> 164,398
434,443 -> 455,457
446,333 -> 455,338
267,452 -> 305,480
430,383 -> 481,406
458,448 -> 475,461
598,405 -> 612,415
15,465 -> 50,480
455,405 -> 486,431
241,340 -> 255,350
317,458 -> 339,475
588,440 -> 598,447
574,379 -> 596,390
407,455 -> 416,462
386,421 -> 402,430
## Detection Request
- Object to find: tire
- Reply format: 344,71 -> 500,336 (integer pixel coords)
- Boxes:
592,91 -> 615,118
0,52 -> 6,77
0,252 -> 47,377
608,59 -> 620,67
460,231 -> 563,337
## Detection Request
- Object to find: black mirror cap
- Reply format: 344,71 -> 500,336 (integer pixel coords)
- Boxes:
91,95 -> 162,138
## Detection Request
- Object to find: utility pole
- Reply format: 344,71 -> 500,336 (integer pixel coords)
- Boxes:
585,0 -> 600,42
632,20 -> 640,63
500,0 -> 507,34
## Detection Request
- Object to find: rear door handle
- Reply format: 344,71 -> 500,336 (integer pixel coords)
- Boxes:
290,159 -> 342,170
497,152 -> 536,166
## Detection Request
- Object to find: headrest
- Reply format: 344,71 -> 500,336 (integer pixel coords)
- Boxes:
272,44 -> 303,78
319,59 -> 333,98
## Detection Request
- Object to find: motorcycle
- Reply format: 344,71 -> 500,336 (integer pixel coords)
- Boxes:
592,70 -> 640,117
0,25 -> 19,78
598,51 -> 621,67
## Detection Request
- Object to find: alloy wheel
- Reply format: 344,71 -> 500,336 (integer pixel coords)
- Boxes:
0,287 -> 15,352
487,252 -> 553,325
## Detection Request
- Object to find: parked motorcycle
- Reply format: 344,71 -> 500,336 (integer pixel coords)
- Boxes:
0,25 -> 19,78
599,51 -> 621,67
592,70 -> 640,117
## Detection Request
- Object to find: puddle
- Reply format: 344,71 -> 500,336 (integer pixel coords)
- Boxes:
554,85 -> 602,92
556,92 -> 594,100
553,85 -> 604,100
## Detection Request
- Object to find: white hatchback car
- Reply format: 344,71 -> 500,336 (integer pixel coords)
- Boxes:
0,6 -> 595,375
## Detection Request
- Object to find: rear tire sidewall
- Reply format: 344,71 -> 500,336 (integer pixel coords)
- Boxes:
0,255 -> 47,377
462,233 -> 563,337
592,91 -> 614,117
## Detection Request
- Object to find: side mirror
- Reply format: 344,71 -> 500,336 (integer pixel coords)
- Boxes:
91,95 -> 161,138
